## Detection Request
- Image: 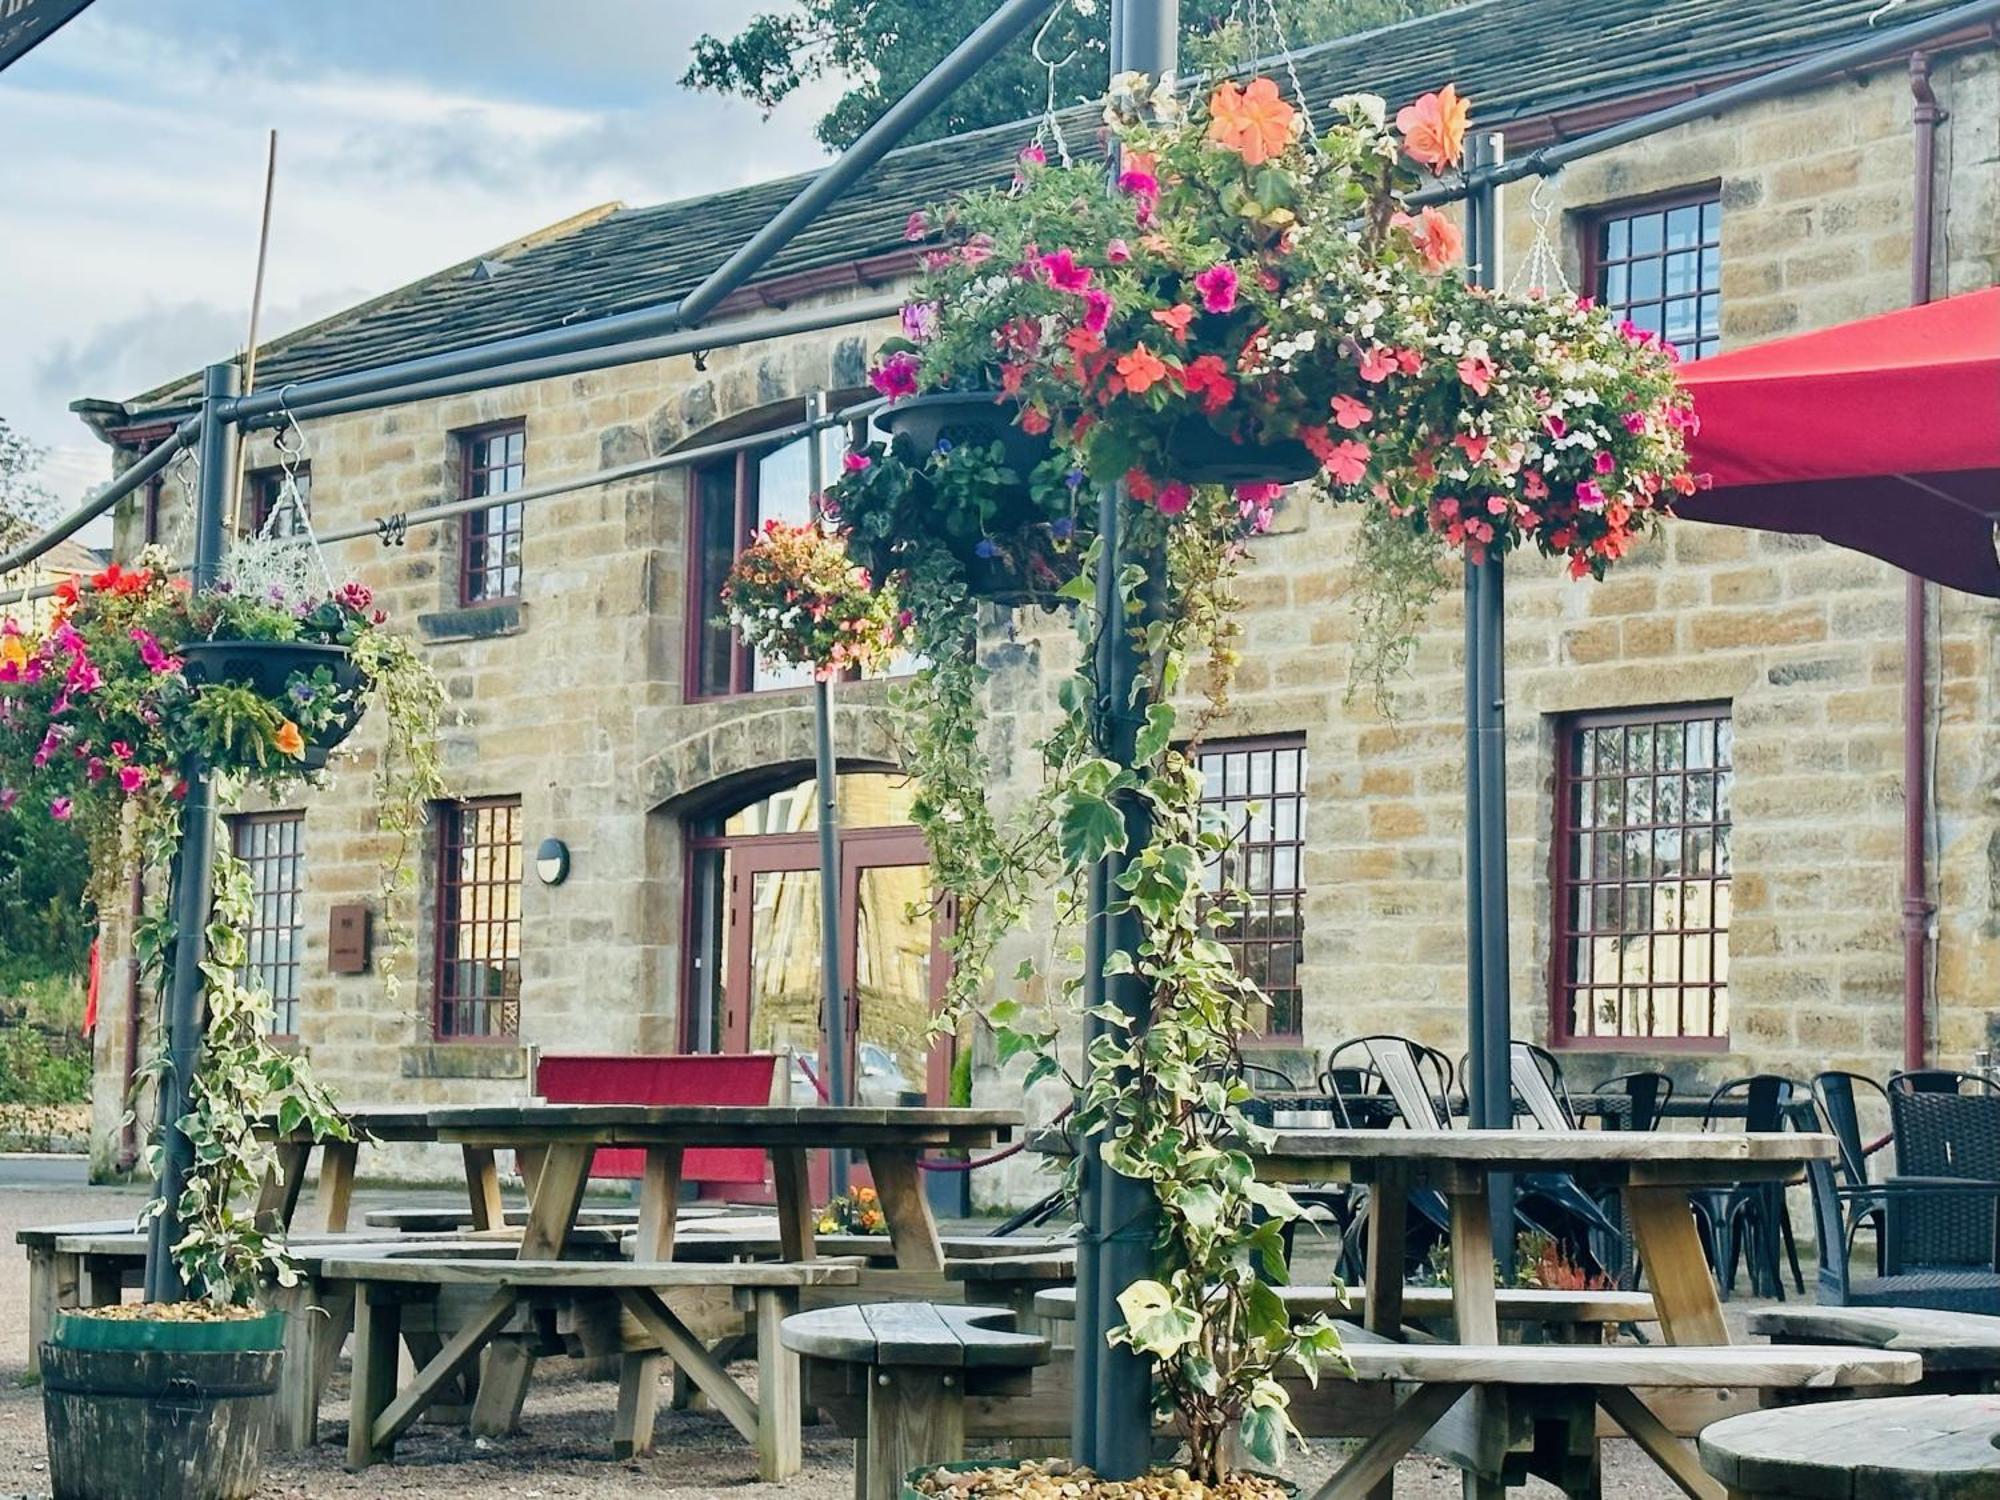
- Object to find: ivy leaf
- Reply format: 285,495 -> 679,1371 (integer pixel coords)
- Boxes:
1238,1404 -> 1286,1468
1022,1053 -> 1062,1092
1115,1279 -> 1201,1360
1058,784 -> 1127,867
1134,701 -> 1176,766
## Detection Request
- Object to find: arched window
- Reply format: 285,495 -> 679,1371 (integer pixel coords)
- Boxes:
682,771 -> 945,1109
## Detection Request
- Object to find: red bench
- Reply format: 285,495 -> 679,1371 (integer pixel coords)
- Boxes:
535,1053 -> 781,1197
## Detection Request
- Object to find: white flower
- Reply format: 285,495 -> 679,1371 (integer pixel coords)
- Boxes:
1335,93 -> 1387,129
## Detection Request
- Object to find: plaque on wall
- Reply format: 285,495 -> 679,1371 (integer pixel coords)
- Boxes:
329,904 -> 371,975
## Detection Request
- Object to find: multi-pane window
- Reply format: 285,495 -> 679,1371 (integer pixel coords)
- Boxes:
688,430 -> 841,698
433,797 -> 523,1039
1197,737 -> 1307,1037
231,812 -> 304,1037
245,464 -> 310,538
1554,706 -> 1733,1047
1589,194 -> 1721,360
458,423 -> 526,604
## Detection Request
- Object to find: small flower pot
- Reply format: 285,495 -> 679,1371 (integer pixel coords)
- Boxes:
1168,421 -> 1320,485
178,639 -> 366,767
880,390 -> 1052,478
42,1308 -> 284,1500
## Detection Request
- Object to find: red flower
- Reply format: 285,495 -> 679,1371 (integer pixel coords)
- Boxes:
1324,439 -> 1372,486
1115,346 -> 1171,394
1150,303 -> 1194,342
1180,355 -> 1235,414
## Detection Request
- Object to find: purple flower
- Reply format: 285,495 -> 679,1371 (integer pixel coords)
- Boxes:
1064,469 -> 1086,491
974,539 -> 1001,559
869,352 -> 921,401
1194,263 -> 1239,315
934,437 -> 954,456
1050,517 -> 1076,539
49,797 -> 72,822
900,300 -> 939,342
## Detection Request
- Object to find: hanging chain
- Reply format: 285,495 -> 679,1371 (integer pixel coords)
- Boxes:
1224,0 -> 1317,147
1028,2 -> 1079,168
1508,174 -> 1574,301
171,442 -> 200,534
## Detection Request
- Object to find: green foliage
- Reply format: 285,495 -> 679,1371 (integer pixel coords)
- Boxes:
683,0 -> 1475,152
0,414 -> 55,544
139,850 -> 352,1307
0,1019 -> 90,1107
0,811 -> 91,980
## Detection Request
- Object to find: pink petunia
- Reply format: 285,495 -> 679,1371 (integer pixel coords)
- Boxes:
118,766 -> 146,794
900,301 -> 939,342
1106,239 -> 1131,263
842,452 -> 872,474
903,210 -> 929,242
1038,249 -> 1093,294
1325,440 -> 1372,486
1594,450 -> 1618,475
0,788 -> 15,811
49,797 -> 71,822
1083,287 -> 1114,335
1331,395 -> 1373,430
959,234 -> 996,266
1156,481 -> 1193,516
1576,480 -> 1607,509
869,352 -> 921,400
1193,263 -> 1239,314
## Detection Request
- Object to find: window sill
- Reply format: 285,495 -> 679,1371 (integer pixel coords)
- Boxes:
418,600 -> 526,643
401,1041 -> 529,1080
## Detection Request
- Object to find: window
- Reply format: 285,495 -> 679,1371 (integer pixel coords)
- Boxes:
433,797 -> 523,1039
687,429 -> 842,698
457,423 -> 526,604
1553,705 -> 1733,1047
1587,193 -> 1721,360
245,464 -> 310,538
1196,737 -> 1307,1037
231,812 -> 305,1037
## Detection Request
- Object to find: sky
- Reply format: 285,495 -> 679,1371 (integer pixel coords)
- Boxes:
0,0 -> 841,528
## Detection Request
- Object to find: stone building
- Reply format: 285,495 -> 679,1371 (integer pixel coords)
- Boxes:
69,0 -> 2000,1198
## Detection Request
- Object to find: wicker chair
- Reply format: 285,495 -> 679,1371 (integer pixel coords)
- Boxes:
1804,1153 -> 2000,1311
1887,1087 -> 2000,1269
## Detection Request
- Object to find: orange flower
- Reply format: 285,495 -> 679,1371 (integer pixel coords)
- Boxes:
1205,78 -> 1298,167
273,719 -> 305,759
0,635 -> 26,671
1396,85 -> 1470,173
1115,346 -> 1170,394
1390,206 -> 1464,272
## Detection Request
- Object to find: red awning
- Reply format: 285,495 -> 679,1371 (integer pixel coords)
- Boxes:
1677,286 -> 2000,597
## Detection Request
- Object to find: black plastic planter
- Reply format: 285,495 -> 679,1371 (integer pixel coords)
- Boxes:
1169,420 -> 1320,485
880,390 -> 1052,476
179,639 -> 366,767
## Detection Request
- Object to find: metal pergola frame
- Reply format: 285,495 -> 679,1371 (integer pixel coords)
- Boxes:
1,0 -> 1993,1470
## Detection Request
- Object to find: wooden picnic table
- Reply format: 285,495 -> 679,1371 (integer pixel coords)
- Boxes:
1257,1128 -> 1833,1349
261,1102 -> 1019,1444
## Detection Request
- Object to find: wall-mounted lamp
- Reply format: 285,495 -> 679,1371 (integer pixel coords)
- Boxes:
535,837 -> 571,887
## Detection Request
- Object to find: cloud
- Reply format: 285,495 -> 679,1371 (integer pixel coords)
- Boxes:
0,0 -> 838,515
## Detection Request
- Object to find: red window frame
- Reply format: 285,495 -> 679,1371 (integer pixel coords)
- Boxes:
244,463 -> 310,537
456,422 -> 526,605
1550,703 -> 1734,1051
1580,187 -> 1722,362
230,811 -> 305,1038
141,474 -> 163,547
1194,735 -> 1308,1038
432,796 -> 523,1040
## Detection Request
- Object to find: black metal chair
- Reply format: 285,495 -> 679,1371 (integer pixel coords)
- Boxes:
1591,1071 -> 1675,1132
1691,1075 -> 1806,1300
1811,1070 -> 1890,1265
1891,1069 -> 1998,1097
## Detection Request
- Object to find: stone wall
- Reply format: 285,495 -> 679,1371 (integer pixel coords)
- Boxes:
86,47 -> 2000,1201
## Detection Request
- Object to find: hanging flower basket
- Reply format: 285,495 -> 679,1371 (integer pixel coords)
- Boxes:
878,389 -> 1053,479
721,520 -> 907,681
178,639 -> 367,767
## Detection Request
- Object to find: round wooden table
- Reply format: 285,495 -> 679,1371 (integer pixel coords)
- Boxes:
1698,1393 -> 2000,1498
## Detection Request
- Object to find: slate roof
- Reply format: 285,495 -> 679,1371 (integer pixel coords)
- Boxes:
119,0 -> 1974,413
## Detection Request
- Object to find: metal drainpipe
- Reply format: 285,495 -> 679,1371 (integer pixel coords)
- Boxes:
1903,52 -> 1941,1072
116,869 -> 143,1174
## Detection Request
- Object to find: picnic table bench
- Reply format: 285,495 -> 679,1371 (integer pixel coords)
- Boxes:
783,1302 -> 1050,1500
1748,1306 -> 2000,1388
1698,1392 -> 2000,1498
328,1253 -> 859,1479
1307,1337 -> 1924,1500
1033,1283 -> 1656,1341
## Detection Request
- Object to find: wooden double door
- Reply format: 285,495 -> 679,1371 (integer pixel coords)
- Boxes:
718,824 -> 949,1117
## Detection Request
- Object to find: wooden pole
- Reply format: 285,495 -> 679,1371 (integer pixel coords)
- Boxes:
230,129 -> 279,535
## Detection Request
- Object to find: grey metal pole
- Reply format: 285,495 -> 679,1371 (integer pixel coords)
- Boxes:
1462,131 -> 1515,1279
0,420 -> 197,578
1073,1 -> 1176,1478
807,394 -> 851,1198
144,361 -> 239,1302
677,0 -> 1064,325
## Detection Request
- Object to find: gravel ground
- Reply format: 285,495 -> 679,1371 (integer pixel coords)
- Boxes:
0,1159 -> 1699,1498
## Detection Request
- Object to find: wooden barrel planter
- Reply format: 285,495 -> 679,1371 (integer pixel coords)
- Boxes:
178,638 -> 366,768
41,1309 -> 284,1500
